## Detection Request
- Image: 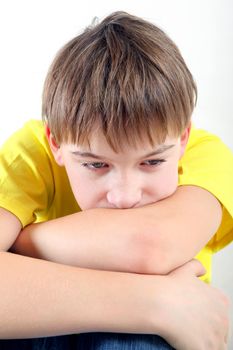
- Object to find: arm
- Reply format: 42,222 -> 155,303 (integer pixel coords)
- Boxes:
0,208 -> 229,349
11,185 -> 222,274
0,206 -> 161,338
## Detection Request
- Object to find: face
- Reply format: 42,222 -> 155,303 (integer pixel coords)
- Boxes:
46,126 -> 190,210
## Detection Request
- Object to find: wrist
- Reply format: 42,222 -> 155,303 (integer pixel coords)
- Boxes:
95,271 -> 167,335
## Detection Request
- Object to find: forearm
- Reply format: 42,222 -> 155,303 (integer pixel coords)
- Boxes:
2,252 -> 229,349
11,186 -> 222,275
0,251 -> 161,339
11,208 -> 146,273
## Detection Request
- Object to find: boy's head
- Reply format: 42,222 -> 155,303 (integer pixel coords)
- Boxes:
43,11 -> 196,210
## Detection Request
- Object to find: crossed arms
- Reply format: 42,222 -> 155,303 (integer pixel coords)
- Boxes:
0,184 -> 230,349
11,185 -> 222,275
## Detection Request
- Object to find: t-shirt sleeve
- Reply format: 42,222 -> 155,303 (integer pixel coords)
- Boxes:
178,127 -> 233,252
0,123 -> 54,228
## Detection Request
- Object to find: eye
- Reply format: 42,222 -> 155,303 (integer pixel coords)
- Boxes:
141,159 -> 166,167
81,162 -> 109,170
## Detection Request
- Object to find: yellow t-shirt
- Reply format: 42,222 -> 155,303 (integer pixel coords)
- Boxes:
0,120 -> 233,282
178,127 -> 233,281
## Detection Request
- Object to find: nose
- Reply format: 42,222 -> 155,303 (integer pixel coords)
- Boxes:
107,183 -> 142,209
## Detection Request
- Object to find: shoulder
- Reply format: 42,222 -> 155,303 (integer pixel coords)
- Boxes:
0,120 -> 55,227
179,126 -> 233,216
0,119 -> 57,177
185,126 -> 232,157
1,119 -> 49,154
179,126 -> 233,252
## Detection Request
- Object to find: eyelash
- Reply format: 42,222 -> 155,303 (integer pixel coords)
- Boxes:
81,162 -> 108,170
81,159 -> 166,170
143,159 -> 166,166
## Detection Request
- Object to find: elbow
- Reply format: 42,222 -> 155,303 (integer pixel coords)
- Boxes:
132,231 -> 176,275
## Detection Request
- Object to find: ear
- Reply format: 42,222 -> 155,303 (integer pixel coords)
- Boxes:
179,123 -> 191,159
45,124 -> 64,166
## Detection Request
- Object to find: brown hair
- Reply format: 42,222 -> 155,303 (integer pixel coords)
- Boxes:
42,11 -> 197,151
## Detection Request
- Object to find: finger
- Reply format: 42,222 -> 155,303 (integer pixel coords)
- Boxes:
182,259 -> 206,277
221,341 -> 227,350
224,322 -> 231,346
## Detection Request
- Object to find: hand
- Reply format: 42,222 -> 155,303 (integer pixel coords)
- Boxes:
152,260 -> 230,350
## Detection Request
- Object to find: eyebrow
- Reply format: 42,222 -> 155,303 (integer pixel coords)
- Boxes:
71,144 -> 175,160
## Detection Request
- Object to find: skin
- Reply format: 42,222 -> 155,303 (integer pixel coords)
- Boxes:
0,209 -> 230,350
0,124 -> 229,348
11,124 -> 223,277
49,125 -> 190,210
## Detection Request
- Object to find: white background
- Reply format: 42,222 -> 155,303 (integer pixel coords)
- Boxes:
0,0 -> 232,347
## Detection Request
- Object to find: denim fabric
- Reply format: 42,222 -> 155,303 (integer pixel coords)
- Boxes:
0,333 -> 174,349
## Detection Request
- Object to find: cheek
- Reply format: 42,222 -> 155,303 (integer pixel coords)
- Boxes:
152,165 -> 178,199
162,172 -> 178,194
72,184 -> 92,210
67,171 -> 105,210
72,180 -> 98,210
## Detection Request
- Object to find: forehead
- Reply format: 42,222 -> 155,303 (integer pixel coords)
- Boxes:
67,128 -> 179,160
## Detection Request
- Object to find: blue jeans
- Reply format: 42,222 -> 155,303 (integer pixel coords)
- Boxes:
0,333 -> 174,349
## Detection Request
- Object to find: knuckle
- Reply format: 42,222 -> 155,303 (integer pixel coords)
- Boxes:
215,288 -> 230,307
223,295 -> 231,307
222,313 -> 230,328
